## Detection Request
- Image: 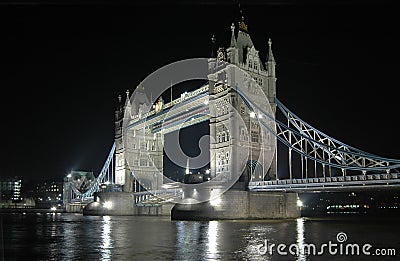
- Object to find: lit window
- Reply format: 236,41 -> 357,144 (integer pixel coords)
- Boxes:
251,131 -> 259,142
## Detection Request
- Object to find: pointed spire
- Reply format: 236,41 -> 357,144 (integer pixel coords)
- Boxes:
211,34 -> 216,57
230,23 -> 237,47
238,16 -> 248,32
115,94 -> 123,120
125,89 -> 131,107
266,38 -> 276,78
267,38 -> 275,63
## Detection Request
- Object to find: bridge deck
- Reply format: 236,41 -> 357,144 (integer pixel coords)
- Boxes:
249,173 -> 400,192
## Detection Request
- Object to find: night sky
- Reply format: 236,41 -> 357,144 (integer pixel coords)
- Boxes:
1,0 -> 399,183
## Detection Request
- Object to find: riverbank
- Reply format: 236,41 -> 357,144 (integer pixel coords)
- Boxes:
0,208 -> 65,213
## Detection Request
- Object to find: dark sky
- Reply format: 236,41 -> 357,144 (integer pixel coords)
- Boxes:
1,0 -> 399,183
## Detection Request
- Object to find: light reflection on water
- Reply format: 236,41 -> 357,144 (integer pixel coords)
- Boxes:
101,216 -> 112,260
206,221 -> 219,260
2,213 -> 399,260
296,218 -> 306,261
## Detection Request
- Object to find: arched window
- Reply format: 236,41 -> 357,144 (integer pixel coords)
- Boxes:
243,47 -> 248,64
240,105 -> 245,115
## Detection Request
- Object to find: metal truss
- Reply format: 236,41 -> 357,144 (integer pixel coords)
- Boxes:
236,89 -> 400,178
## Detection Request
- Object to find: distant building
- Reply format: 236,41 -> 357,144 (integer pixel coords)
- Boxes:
0,177 -> 22,201
34,181 -> 63,202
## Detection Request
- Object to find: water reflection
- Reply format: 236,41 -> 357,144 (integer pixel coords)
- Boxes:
101,216 -> 113,260
206,221 -> 220,260
3,213 -> 399,260
175,221 -> 200,260
296,218 -> 306,261
242,224 -> 275,261
61,215 -> 77,259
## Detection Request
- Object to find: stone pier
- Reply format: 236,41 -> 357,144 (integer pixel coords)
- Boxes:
83,192 -> 173,216
171,190 -> 300,220
83,190 -> 300,219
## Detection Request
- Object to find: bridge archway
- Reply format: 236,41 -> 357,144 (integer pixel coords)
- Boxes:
246,160 -> 266,182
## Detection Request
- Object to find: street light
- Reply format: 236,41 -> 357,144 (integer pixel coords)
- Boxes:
249,112 -> 256,182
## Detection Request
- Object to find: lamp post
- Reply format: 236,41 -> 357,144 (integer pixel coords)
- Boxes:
249,111 -> 256,182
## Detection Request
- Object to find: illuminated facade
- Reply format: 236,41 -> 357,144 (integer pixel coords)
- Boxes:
114,17 -> 278,192
210,18 -> 277,183
0,177 -> 22,201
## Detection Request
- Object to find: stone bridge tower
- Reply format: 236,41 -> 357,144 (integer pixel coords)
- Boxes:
115,87 -> 164,193
209,17 -> 277,188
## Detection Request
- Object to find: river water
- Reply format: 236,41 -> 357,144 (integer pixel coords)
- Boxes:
1,213 -> 399,260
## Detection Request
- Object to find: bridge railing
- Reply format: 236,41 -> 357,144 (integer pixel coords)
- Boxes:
249,172 -> 400,191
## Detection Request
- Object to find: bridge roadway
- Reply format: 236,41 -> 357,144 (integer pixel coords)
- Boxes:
135,173 -> 400,206
249,173 -> 400,192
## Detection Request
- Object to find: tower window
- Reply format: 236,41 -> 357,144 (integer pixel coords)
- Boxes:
251,131 -> 259,143
243,47 -> 248,64
249,60 -> 253,69
240,105 -> 245,114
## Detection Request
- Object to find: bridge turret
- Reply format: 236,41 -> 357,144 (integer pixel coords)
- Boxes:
226,23 -> 239,65
114,89 -> 135,192
265,38 -> 277,114
266,38 -> 276,76
123,89 -> 131,116
114,94 -> 124,139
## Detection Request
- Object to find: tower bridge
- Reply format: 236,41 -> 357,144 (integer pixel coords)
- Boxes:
64,17 -> 400,219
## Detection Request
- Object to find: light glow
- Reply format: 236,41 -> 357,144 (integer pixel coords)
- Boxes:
297,199 -> 303,207
210,197 -> 221,207
103,201 -> 113,209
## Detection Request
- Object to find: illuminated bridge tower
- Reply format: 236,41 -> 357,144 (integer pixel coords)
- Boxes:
122,86 -> 165,192
114,91 -> 133,192
209,18 -> 277,187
